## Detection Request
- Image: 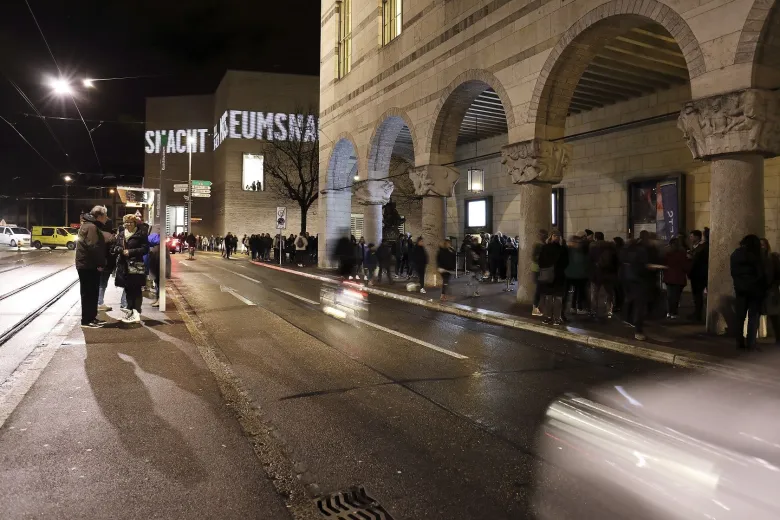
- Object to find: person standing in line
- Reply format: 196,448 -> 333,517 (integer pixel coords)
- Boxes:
413,237 -> 429,294
353,236 -> 366,280
760,238 -> 780,343
531,229 -> 547,317
488,234 -> 502,283
97,220 -> 117,313
620,231 -> 660,341
395,234 -> 409,277
295,232 -> 309,267
613,237 -> 626,313
76,206 -> 108,328
587,231 -> 618,319
663,237 -> 691,319
364,243 -> 378,285
687,229 -> 709,322
731,235 -> 767,351
115,215 -> 149,324
538,229 -> 569,325
376,240 -> 394,284
437,239 -> 456,301
565,232 -> 589,316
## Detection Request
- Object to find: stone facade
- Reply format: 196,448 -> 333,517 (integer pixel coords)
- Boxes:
318,0 -> 780,329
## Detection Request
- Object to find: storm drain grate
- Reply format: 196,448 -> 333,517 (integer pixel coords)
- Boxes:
316,486 -> 394,519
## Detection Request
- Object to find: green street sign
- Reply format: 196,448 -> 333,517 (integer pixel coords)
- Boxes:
191,180 -> 212,186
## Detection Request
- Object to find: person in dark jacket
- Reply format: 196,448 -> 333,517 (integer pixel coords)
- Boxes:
354,236 -> 367,280
687,229 -> 709,321
538,229 -> 569,325
663,238 -> 691,319
413,237 -> 429,293
364,243 -> 378,285
376,240 -> 394,284
565,233 -> 589,316
760,238 -> 780,343
335,234 -> 354,278
186,232 -> 196,259
488,234 -> 502,282
613,237 -> 626,312
587,232 -> 618,319
437,239 -> 457,301
76,206 -> 108,328
731,234 -> 767,351
97,221 -> 117,312
396,234 -> 410,276
621,231 -> 660,340
115,214 -> 150,324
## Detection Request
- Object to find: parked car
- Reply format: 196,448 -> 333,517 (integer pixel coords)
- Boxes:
0,225 -> 31,248
31,226 -> 78,250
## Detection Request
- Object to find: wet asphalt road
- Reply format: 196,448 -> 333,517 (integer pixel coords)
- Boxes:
173,253 -> 677,519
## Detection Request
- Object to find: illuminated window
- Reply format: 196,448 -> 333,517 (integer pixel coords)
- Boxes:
552,188 -> 564,234
350,213 -> 364,238
465,197 -> 492,234
382,0 -> 402,45
242,153 -> 264,192
338,0 -> 352,78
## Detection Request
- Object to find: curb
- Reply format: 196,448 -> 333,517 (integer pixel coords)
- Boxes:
248,260 -> 761,380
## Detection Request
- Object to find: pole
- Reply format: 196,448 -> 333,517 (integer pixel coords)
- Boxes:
159,136 -> 168,312
26,201 -> 30,229
187,145 -> 192,234
64,184 -> 69,227
279,233 -> 282,265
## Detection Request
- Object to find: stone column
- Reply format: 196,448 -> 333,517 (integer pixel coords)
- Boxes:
354,179 -> 394,245
409,165 -> 460,287
501,139 -> 571,304
677,89 -> 780,333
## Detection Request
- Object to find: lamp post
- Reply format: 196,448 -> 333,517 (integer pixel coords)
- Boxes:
63,175 -> 73,226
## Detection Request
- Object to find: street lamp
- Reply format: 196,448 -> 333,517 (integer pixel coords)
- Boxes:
83,78 -> 95,88
50,78 -> 73,96
63,175 -> 73,226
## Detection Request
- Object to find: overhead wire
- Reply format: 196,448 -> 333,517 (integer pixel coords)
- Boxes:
24,0 -> 103,173
0,115 -> 59,173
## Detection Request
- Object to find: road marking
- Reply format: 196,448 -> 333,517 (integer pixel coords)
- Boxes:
274,288 -> 320,306
220,285 -> 256,306
205,262 -> 262,284
353,316 -> 468,359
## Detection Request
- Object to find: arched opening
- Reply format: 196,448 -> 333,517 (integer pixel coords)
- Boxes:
320,137 -> 358,267
754,0 -> 780,88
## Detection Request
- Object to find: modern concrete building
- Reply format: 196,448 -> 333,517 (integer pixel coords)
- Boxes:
317,0 -> 780,333
144,70 -> 320,238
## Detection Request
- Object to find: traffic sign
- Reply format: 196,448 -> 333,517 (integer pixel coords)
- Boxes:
191,186 -> 211,191
276,207 -> 287,229
174,183 -> 189,189
192,193 -> 211,198
192,180 -> 212,186
173,186 -> 188,193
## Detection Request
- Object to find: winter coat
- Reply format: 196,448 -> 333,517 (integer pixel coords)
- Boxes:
587,240 -> 618,281
487,237 -> 503,258
413,244 -> 429,269
377,243 -> 393,266
437,247 -> 456,272
538,242 -> 569,294
663,249 -> 690,286
365,248 -> 378,269
101,228 -> 117,273
763,251 -> 780,315
688,242 -> 709,283
75,214 -> 106,270
114,226 -> 149,289
730,247 -> 766,298
564,243 -> 588,280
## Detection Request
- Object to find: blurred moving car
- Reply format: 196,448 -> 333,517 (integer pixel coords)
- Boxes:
535,360 -> 780,520
31,226 -> 77,250
0,225 -> 31,248
320,282 -> 369,323
166,237 -> 180,254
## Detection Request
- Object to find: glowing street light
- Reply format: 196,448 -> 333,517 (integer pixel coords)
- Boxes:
63,174 -> 73,182
50,78 -> 73,96
82,78 -> 95,88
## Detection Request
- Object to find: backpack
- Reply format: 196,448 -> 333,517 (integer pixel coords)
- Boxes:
296,236 -> 305,248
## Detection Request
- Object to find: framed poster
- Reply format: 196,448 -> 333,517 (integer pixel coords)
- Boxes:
627,173 -> 685,240
464,196 -> 493,235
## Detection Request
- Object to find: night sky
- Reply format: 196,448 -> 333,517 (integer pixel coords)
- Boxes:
0,0 -> 320,203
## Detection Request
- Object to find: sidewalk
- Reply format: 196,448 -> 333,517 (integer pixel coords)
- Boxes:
0,284 -> 293,519
242,256 -> 776,379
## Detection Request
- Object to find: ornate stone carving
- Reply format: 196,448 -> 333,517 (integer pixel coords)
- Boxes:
409,165 -> 459,197
501,139 -> 571,184
678,89 -> 780,160
353,179 -> 394,205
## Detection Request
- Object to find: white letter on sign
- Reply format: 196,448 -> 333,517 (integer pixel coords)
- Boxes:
242,111 -> 256,139
256,112 -> 274,141
229,110 -> 241,139
274,113 -> 288,141
145,131 -> 155,153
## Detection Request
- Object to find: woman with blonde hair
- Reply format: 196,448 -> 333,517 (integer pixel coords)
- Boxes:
114,214 -> 149,324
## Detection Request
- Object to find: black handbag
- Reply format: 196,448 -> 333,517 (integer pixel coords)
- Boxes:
538,266 -> 555,284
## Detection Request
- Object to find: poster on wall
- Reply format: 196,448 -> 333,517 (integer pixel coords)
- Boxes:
242,153 -> 264,192
656,181 -> 679,242
628,177 -> 682,240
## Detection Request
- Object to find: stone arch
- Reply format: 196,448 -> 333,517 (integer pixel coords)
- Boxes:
325,133 -> 360,190
426,69 -> 515,164
734,0 -> 780,87
528,0 -> 705,139
366,107 -> 418,179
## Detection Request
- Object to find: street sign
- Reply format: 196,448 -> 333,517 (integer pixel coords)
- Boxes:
191,186 -> 211,191
173,186 -> 188,193
174,183 -> 189,189
192,180 -> 212,186
192,193 -> 211,198
276,207 -> 287,229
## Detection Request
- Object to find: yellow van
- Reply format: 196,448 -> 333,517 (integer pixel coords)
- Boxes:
32,226 -> 78,250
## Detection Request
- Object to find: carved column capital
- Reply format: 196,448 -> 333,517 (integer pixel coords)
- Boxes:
409,165 -> 459,197
678,89 -> 780,160
353,179 -> 394,205
501,139 -> 571,184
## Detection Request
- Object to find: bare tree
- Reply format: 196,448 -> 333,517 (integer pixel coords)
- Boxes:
263,112 -> 319,234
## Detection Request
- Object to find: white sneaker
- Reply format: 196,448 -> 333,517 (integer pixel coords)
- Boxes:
122,310 -> 141,324
532,307 -> 543,317
151,300 -> 160,308
420,288 -> 426,294
349,276 -> 354,280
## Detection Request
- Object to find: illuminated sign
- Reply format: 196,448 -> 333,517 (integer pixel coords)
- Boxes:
145,110 -> 319,154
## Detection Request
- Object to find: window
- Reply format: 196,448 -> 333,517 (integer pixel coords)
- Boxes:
382,0 -> 402,45
40,228 -> 54,237
243,153 -> 264,192
350,213 -> 364,238
337,0 -> 352,78
552,188 -> 564,235
11,227 -> 29,235
464,196 -> 493,234
57,228 -> 69,237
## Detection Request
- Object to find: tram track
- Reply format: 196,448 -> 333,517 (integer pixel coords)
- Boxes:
0,252 -> 65,274
0,277 -> 79,347
0,265 -> 75,302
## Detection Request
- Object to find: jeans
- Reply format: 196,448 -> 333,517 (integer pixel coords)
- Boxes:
590,279 -> 614,317
543,295 -> 564,320
377,264 -> 393,284
97,270 -> 112,306
735,293 -> 762,349
441,271 -> 451,295
691,279 -> 706,320
489,257 -> 500,281
567,278 -> 588,312
121,289 -> 127,309
666,284 -> 684,316
624,282 -> 648,334
419,267 -> 426,288
126,284 -> 143,313
78,269 -> 100,325
533,272 -> 542,307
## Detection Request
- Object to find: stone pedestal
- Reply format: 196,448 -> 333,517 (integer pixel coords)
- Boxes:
409,165 -> 459,287
708,155 -> 765,333
354,179 -> 394,245
501,139 -> 571,304
318,189 -> 352,268
677,89 -> 780,334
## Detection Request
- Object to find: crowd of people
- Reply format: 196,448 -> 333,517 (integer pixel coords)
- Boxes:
167,232 -> 319,266
75,206 -> 161,328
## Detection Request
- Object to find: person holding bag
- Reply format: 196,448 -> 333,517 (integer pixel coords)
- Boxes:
115,215 -> 149,324
538,229 -> 569,325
